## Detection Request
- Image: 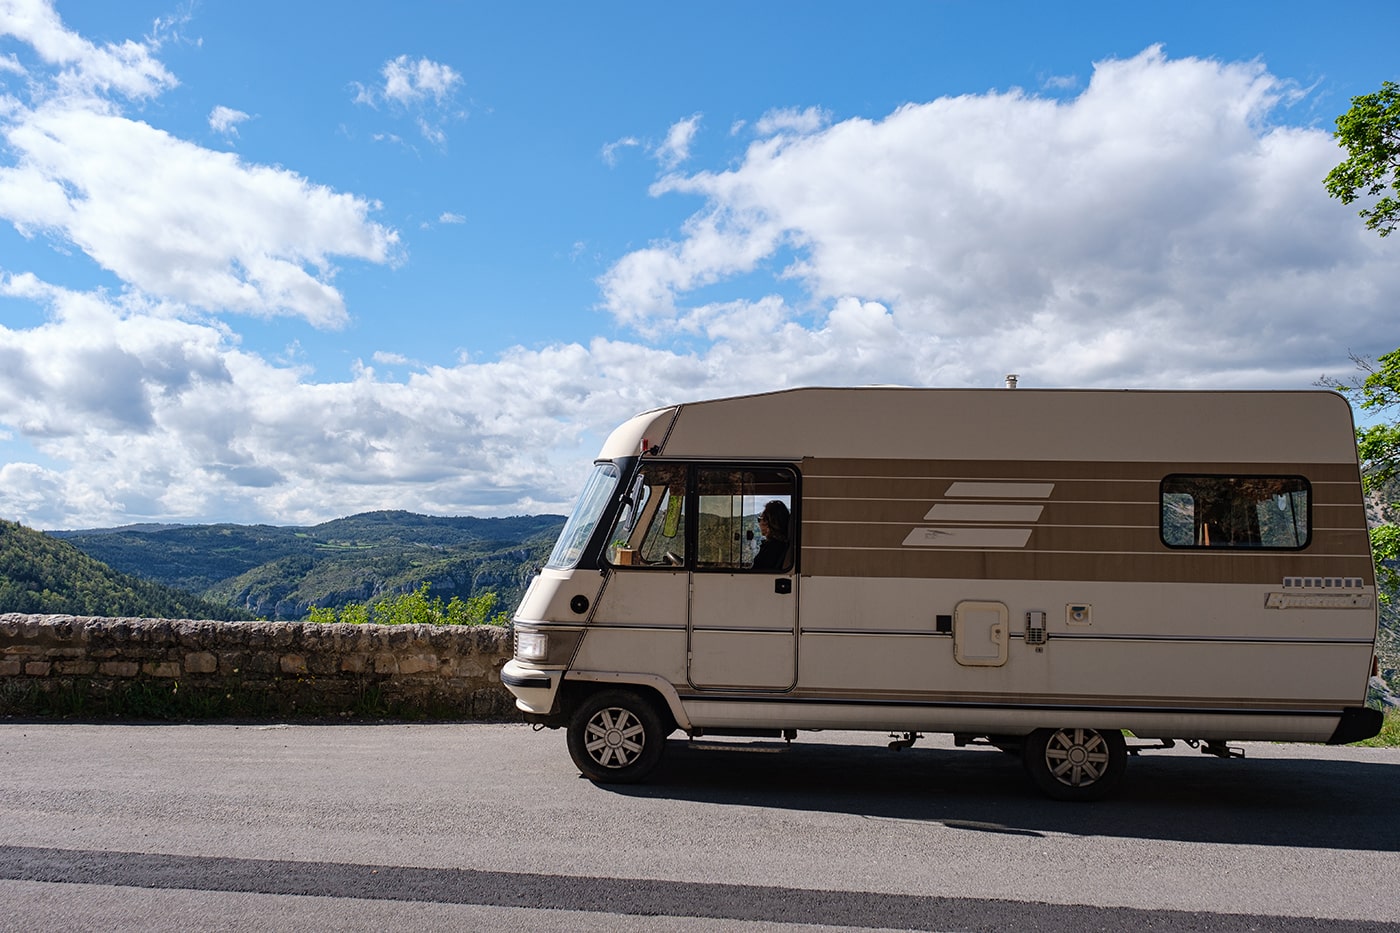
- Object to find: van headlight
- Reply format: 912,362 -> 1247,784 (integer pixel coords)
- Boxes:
516,631 -> 548,661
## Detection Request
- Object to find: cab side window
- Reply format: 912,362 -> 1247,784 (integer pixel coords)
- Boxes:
606,463 -> 688,567
696,467 -> 796,571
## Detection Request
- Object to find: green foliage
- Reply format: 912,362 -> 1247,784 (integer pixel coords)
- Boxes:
0,519 -> 255,620
1341,349 -> 1400,492
1325,80 -> 1400,237
1372,523 -> 1400,594
305,582 -> 510,627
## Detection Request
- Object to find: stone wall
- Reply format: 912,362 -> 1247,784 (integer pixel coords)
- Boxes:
0,614 -> 517,721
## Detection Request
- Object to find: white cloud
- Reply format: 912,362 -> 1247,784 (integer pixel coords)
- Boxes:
354,54 -> 464,144
656,114 -> 701,169
382,55 -> 461,105
0,277 -> 707,527
752,106 -> 830,137
0,0 -> 176,100
0,101 -> 398,327
601,135 -> 639,167
208,104 -> 248,136
601,46 -> 1399,389
438,211 -> 465,224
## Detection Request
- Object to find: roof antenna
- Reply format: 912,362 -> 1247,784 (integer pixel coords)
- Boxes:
1004,374 -> 1019,389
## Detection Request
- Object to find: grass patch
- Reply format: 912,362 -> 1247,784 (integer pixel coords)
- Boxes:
1353,706 -> 1400,747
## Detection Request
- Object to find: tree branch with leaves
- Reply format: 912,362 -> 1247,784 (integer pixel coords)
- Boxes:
1325,80 -> 1400,237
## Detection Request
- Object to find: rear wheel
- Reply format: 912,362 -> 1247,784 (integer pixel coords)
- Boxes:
1023,727 -> 1126,801
566,689 -> 667,783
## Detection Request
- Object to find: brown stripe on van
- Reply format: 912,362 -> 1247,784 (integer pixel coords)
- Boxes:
804,518 -> 1368,555
796,457 -> 1368,582
799,547 -> 1373,585
799,457 -> 1362,484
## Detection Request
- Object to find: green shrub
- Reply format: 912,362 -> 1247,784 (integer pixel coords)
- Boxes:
305,582 -> 509,627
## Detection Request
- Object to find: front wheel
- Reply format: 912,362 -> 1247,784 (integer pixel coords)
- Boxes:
1023,727 -> 1126,801
566,690 -> 667,783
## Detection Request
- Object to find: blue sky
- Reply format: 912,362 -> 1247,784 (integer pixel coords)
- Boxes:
1,0 -> 1398,529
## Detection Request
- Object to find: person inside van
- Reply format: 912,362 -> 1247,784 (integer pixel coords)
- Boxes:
753,500 -> 790,570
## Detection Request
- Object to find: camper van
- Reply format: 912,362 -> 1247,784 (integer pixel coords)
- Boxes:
501,387 -> 1382,800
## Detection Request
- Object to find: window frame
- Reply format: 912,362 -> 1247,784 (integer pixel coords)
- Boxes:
603,460 -> 800,573
693,464 -> 799,574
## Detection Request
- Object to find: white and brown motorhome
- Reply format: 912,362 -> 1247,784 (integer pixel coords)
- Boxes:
501,387 -> 1382,799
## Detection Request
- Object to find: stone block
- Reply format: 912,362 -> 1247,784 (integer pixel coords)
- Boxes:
184,652 -> 218,674
217,651 -> 249,674
453,657 -> 487,678
373,653 -> 400,674
340,653 -> 368,673
0,659 -> 22,676
398,654 -> 440,675
244,654 -> 279,675
177,621 -> 216,648
55,660 -> 98,675
23,661 -> 51,676
99,661 -> 140,678
143,661 -> 180,678
280,654 -> 308,675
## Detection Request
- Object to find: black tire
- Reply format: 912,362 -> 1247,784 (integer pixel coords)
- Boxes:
1022,727 -> 1127,801
566,689 -> 667,784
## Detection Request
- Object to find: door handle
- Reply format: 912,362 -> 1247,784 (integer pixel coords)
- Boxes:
774,578 -> 792,595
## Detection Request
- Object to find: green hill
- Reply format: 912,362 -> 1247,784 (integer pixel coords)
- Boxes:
51,510 -> 565,621
0,519 -> 255,620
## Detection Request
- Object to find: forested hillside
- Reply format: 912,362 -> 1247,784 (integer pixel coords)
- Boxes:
51,511 -> 564,620
0,520 -> 255,620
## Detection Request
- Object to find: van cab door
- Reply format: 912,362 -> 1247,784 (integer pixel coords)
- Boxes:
686,467 -> 798,690
689,571 -> 797,689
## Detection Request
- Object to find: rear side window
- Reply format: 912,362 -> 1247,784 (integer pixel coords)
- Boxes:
1161,475 -> 1310,549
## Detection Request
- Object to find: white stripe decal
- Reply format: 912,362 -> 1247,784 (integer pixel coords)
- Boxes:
896,483 -> 1056,549
923,503 -> 1045,522
944,481 -> 1055,498
901,527 -> 1034,548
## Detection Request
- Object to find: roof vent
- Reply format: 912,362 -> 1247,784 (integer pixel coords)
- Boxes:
1004,374 -> 1019,389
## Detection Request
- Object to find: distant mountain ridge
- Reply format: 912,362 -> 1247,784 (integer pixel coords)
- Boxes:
48,510 -> 565,621
0,519 -> 255,621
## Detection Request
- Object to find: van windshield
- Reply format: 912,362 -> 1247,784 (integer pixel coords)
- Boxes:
545,463 -> 620,570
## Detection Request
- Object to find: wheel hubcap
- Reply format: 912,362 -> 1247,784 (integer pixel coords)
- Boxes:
584,707 -> 645,768
1043,728 -> 1110,787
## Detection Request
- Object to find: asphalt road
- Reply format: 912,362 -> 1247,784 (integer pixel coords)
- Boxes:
1,721 -> 1398,932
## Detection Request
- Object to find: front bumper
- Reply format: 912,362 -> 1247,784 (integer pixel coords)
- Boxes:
500,659 -> 562,714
